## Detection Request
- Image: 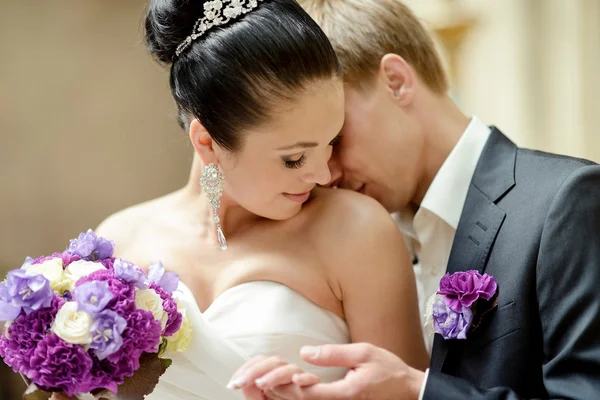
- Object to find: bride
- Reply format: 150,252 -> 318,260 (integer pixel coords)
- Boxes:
74,0 -> 428,398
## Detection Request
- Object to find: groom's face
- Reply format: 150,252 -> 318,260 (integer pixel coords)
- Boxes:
328,83 -> 425,213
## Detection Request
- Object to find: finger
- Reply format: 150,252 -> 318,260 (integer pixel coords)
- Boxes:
300,380 -> 357,400
241,385 -> 267,400
300,343 -> 372,368
229,355 -> 269,389
229,356 -> 288,389
255,364 -> 303,391
269,383 -> 305,400
292,372 -> 321,387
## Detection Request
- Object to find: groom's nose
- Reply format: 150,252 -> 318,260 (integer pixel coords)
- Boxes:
326,156 -> 343,187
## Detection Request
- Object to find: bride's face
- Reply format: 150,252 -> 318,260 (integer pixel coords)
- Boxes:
212,79 -> 345,220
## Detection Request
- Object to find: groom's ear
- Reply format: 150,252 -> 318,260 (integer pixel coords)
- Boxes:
189,118 -> 218,165
379,53 -> 415,107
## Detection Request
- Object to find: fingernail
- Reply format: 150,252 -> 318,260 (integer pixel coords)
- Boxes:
255,377 -> 267,388
227,376 -> 247,389
300,346 -> 320,359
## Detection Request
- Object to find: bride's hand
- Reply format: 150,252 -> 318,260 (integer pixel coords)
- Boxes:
229,355 -> 320,400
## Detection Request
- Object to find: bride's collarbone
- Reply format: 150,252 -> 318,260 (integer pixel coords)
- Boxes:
181,254 -> 341,317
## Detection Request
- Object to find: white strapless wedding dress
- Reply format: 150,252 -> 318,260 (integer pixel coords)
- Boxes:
149,281 -> 350,400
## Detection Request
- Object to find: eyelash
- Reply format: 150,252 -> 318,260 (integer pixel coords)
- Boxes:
283,135 -> 342,169
285,154 -> 306,169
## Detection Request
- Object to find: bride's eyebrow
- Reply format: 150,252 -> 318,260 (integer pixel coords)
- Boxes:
276,142 -> 319,151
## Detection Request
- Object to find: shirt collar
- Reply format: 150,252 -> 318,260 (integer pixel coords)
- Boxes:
418,116 -> 491,230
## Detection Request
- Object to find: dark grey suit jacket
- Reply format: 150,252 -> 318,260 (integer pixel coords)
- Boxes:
423,128 -> 600,399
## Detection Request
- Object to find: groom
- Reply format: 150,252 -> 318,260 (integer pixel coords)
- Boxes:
268,0 -> 600,399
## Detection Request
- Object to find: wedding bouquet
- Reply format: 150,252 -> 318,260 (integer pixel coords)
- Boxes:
0,230 -> 192,399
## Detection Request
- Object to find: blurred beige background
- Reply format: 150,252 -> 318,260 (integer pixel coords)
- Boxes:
1,0 -> 599,396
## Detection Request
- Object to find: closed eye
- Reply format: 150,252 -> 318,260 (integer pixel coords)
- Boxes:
284,154 -> 306,169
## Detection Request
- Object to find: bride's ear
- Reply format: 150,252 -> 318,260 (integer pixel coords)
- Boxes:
189,118 -> 218,165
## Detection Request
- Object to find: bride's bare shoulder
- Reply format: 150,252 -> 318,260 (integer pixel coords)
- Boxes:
95,191 -> 182,250
304,187 -> 397,238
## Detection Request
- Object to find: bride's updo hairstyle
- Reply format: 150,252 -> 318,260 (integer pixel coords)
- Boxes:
144,0 -> 342,152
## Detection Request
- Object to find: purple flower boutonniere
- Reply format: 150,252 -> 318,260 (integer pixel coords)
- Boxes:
425,270 -> 498,340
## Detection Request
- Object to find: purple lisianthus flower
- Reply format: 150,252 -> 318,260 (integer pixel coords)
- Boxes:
76,270 -> 135,314
26,333 -> 93,397
147,261 -> 179,294
0,295 -> 64,374
150,283 -> 182,336
432,296 -> 473,340
437,270 -> 498,313
73,281 -> 114,314
107,309 -> 162,364
101,309 -> 161,385
67,229 -> 115,261
89,309 -> 127,360
5,269 -> 53,315
114,259 -> 147,289
32,252 -> 81,268
0,281 -> 21,321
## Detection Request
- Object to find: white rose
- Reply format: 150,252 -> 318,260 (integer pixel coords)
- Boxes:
424,293 -> 439,338
135,289 -> 168,330
64,260 -> 107,291
24,258 -> 71,293
51,302 -> 93,345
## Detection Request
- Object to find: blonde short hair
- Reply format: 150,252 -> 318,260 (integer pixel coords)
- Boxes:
298,0 -> 448,93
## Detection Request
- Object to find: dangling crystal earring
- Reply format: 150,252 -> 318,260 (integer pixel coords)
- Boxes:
200,163 -> 227,250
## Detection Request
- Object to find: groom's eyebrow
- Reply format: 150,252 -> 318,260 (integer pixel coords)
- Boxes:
276,142 -> 319,150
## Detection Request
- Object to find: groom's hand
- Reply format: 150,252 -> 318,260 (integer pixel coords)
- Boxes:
272,343 -> 425,400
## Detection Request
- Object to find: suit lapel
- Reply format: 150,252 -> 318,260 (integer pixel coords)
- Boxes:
430,128 -> 517,372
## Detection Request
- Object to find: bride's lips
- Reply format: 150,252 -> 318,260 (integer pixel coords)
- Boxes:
283,191 -> 312,203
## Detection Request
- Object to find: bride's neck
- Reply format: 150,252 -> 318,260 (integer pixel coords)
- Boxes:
182,153 -> 261,238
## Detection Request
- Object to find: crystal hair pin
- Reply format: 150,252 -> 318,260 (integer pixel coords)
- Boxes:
175,0 -> 264,58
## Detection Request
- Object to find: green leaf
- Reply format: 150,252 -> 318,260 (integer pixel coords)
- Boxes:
113,353 -> 172,400
22,383 -> 52,400
157,338 -> 168,358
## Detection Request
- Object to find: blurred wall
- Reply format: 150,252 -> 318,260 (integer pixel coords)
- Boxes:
0,0 -> 191,267
408,0 -> 600,161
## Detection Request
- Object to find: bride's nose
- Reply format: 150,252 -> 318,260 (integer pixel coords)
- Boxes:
302,159 -> 332,186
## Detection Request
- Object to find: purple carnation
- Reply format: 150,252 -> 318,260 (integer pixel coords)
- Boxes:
97,309 -> 161,385
0,296 -> 64,374
32,252 -> 81,268
80,353 -> 121,394
26,334 -> 93,397
76,270 -> 135,314
99,257 -> 116,270
432,296 -> 473,340
67,229 -> 114,261
437,270 -> 498,313
150,283 -> 182,337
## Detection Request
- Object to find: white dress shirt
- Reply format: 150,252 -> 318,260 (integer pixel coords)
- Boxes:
393,116 -> 491,399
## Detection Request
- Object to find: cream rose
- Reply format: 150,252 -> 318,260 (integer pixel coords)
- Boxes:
135,289 -> 168,329
24,258 -> 72,293
166,309 -> 191,353
63,260 -> 107,291
51,302 -> 93,344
